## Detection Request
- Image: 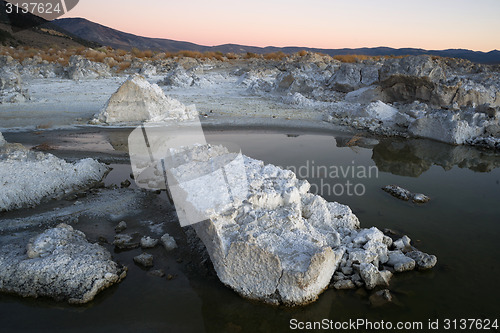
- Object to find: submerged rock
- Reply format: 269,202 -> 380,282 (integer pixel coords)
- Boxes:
0,224 -> 126,304
382,185 -> 430,203
406,251 -> 438,270
369,289 -> 393,307
113,234 -> 139,249
115,221 -> 127,233
94,74 -> 198,124
133,253 -> 154,267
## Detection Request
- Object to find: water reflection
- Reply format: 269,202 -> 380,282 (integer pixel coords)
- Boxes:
369,138 -> 500,177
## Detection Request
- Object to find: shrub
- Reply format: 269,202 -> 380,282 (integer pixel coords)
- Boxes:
264,51 -> 287,61
117,61 -> 131,72
297,50 -> 308,57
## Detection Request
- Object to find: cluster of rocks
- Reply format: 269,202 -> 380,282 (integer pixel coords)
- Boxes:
158,63 -> 218,88
331,230 -> 436,291
163,144 -> 437,305
112,220 -> 177,269
0,56 -> 29,103
65,55 -> 112,80
243,54 -> 500,149
0,224 -> 126,304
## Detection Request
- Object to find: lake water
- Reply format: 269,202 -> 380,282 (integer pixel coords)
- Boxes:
1,127 -> 499,332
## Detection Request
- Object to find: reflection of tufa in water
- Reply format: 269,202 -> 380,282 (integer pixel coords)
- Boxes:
372,138 -> 500,177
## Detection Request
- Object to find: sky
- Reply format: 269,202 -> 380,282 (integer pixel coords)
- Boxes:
61,0 -> 500,52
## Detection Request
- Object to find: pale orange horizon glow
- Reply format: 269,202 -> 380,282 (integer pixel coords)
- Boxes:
61,0 -> 500,52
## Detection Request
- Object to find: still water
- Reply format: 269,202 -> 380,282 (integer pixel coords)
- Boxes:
0,127 -> 499,332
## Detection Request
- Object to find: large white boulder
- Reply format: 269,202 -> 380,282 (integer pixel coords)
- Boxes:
96,74 -> 198,124
0,224 -> 126,304
158,144 -> 436,305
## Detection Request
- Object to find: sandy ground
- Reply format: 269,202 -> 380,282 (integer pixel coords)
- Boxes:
0,67 -> 328,133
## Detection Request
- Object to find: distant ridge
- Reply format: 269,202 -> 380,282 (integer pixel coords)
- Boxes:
54,17 -> 500,64
0,2 -> 99,49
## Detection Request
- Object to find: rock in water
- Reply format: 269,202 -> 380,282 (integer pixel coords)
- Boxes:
0,141 -> 108,212
169,145 -> 356,305
133,253 -> 154,267
113,234 -> 139,250
382,185 -> 430,203
369,289 -> 393,307
387,251 -> 416,272
152,144 -> 437,305
0,224 -> 126,304
382,185 -> 412,201
161,234 -> 178,251
406,251 -> 438,270
95,74 -> 198,124
115,221 -> 127,233
140,236 -> 159,248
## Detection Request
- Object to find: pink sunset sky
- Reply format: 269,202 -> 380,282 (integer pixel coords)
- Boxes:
61,0 -> 500,52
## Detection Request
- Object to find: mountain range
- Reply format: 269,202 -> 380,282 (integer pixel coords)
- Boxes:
3,11 -> 499,64
53,18 -> 500,64
0,1 -> 99,49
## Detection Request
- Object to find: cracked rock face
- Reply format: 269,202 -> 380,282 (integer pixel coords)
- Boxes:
165,145 -> 437,305
0,224 -> 126,304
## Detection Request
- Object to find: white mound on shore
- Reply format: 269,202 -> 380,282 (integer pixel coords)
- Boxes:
0,224 -> 126,304
0,138 -> 108,211
95,74 -> 198,124
0,132 -> 5,146
164,145 -> 436,305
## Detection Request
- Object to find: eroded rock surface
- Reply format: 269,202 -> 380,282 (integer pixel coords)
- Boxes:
95,74 -> 198,124
163,144 -> 437,305
0,139 -> 108,212
0,224 -> 126,304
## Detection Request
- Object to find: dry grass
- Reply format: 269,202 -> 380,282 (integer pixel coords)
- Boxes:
264,51 -> 287,61
36,123 -> 53,129
244,52 -> 260,59
31,143 -> 54,151
334,54 -> 409,63
5,45 -> 406,70
297,50 -> 308,57
225,52 -> 239,60
116,61 -> 131,72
